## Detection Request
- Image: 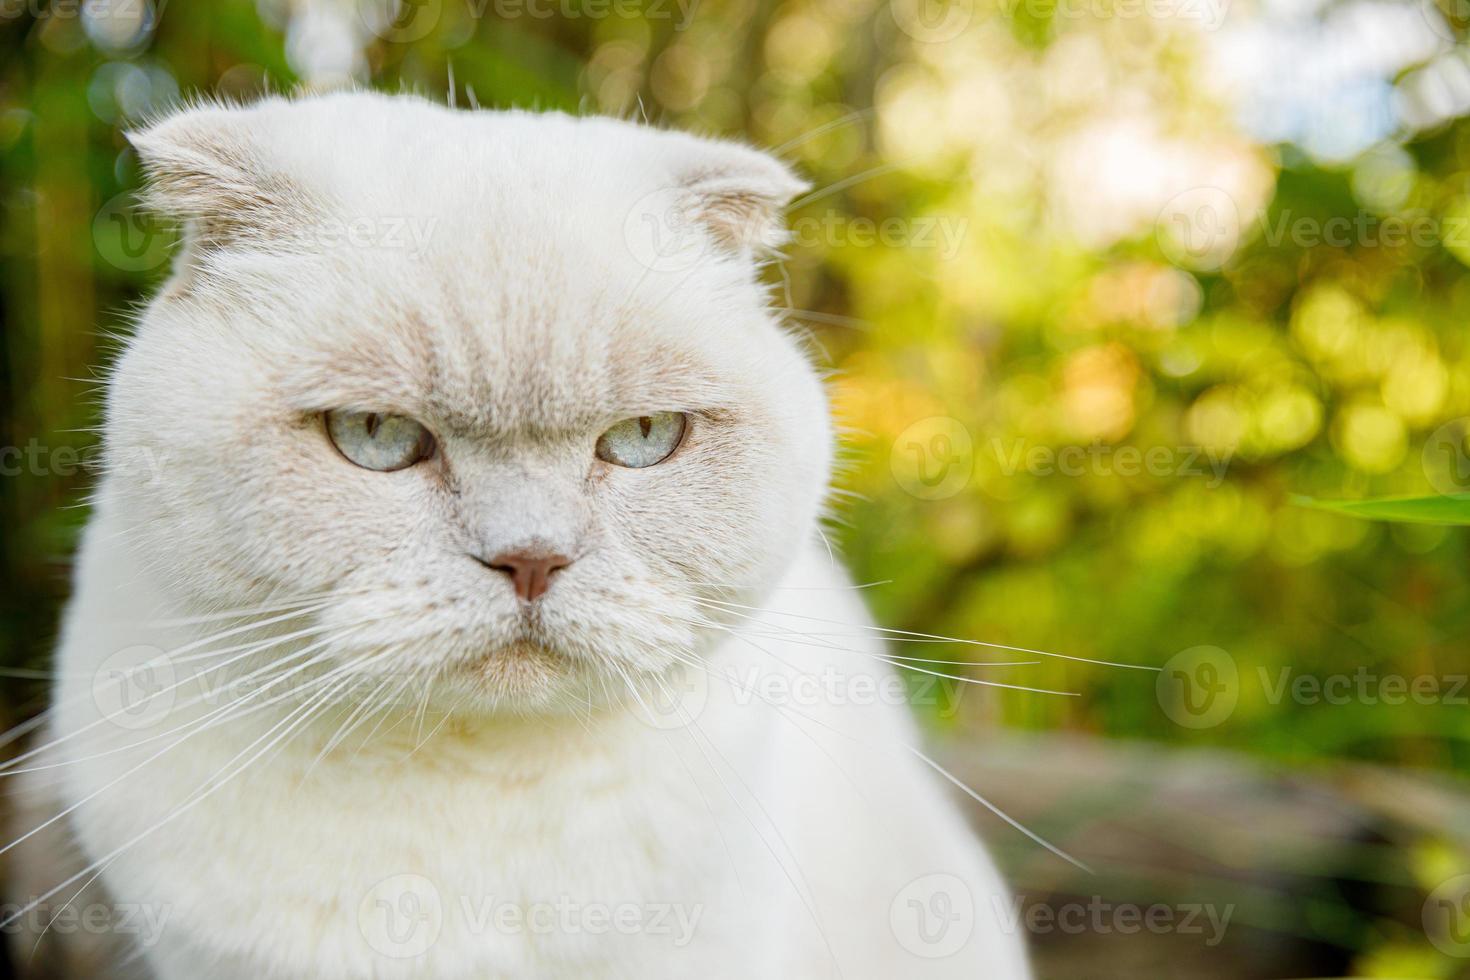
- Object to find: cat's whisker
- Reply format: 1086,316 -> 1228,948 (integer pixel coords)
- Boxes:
683,578 -> 892,592
304,674 -> 398,776
1,625 -> 381,778
17,671 -> 363,939
0,623 -> 382,858
680,631 -> 1091,873
139,588 -> 372,627
0,616 -> 352,777
643,668 -> 845,977
660,646 -> 876,808
675,606 -> 1079,694
693,596 -> 1160,671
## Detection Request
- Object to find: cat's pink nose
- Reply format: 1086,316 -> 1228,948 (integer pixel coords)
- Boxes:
482,550 -> 572,602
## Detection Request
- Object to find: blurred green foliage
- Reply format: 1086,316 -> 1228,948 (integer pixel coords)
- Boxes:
3,0 -> 1470,975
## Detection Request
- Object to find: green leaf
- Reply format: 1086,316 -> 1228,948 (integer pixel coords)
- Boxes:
1292,493 -> 1470,525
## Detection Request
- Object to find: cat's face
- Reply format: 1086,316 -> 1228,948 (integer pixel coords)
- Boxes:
103,94 -> 831,713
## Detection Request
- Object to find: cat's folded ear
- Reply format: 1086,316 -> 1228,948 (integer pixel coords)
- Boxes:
663,137 -> 810,257
125,101 -> 313,254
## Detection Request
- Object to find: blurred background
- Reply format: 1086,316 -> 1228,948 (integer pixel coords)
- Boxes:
3,0 -> 1470,976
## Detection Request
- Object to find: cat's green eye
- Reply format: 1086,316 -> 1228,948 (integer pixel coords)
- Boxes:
596,412 -> 687,468
325,410 -> 435,472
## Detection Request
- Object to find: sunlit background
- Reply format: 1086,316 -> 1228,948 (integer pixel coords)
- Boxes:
4,0 -> 1470,976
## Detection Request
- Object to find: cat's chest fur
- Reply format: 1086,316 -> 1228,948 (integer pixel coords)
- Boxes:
68,690 -> 789,979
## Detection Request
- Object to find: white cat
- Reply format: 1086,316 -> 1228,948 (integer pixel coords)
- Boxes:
9,92 -> 1031,979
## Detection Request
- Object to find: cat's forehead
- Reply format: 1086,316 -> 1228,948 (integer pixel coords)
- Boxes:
133,94 -> 802,432
272,241 -> 748,436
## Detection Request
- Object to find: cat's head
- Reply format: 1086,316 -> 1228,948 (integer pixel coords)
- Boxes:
103,92 -> 831,714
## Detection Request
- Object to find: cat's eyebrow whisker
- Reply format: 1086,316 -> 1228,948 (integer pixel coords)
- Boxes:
789,163 -> 904,211
692,596 -> 1160,672
769,106 -> 875,155
774,308 -> 874,332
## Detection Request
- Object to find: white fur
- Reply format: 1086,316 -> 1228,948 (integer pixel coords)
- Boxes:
22,93 -> 1030,979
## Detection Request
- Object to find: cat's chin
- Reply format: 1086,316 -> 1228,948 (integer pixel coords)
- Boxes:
436,638 -> 595,714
